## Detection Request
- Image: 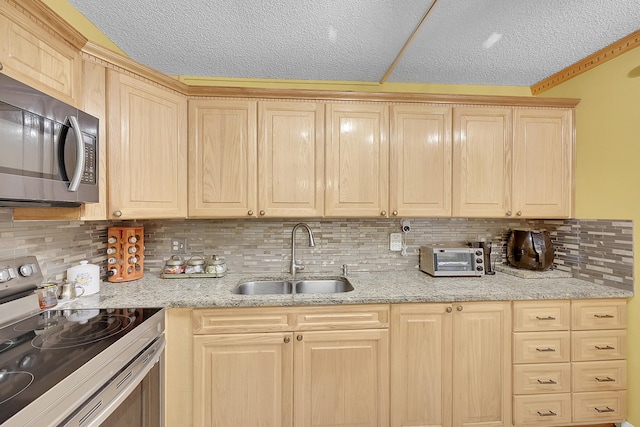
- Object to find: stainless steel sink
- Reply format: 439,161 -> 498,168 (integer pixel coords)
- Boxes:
232,278 -> 353,295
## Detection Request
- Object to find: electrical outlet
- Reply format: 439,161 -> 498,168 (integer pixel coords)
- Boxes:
171,237 -> 187,254
389,233 -> 403,251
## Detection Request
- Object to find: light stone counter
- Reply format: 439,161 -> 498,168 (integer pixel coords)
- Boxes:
64,270 -> 633,310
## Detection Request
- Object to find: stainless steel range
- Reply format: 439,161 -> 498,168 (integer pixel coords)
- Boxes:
0,256 -> 165,426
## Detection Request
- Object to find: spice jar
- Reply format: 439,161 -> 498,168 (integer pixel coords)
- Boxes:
163,255 -> 185,275
185,255 -> 206,274
206,255 -> 227,277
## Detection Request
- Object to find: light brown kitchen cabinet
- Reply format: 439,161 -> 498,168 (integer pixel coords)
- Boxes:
452,107 -> 513,217
107,69 -> 187,219
390,105 -> 452,217
188,99 -> 257,217
258,101 -> 324,217
391,301 -> 511,427
512,299 -> 627,426
192,305 -> 389,427
512,108 -> 573,218
453,107 -> 573,219
0,0 -> 82,106
325,103 -> 389,217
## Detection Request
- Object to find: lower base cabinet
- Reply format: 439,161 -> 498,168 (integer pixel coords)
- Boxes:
192,305 -> 389,427
390,301 -> 511,427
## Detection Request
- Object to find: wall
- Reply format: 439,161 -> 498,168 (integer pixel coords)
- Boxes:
1,207 -> 631,290
541,46 -> 640,424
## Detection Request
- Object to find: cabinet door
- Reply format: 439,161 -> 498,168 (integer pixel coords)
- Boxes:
453,107 -> 512,217
325,103 -> 389,217
107,70 -> 187,219
193,333 -> 293,427
512,108 -> 573,218
390,304 -> 452,427
390,105 -> 452,217
294,329 -> 389,427
188,100 -> 257,217
79,59 -> 108,220
0,3 -> 81,105
452,302 -> 511,427
258,101 -> 324,217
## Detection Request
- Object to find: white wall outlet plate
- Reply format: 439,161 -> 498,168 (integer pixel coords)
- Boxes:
389,233 -> 403,251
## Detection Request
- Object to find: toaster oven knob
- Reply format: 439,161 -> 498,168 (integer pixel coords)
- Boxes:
476,258 -> 483,264
476,266 -> 484,272
475,250 -> 482,256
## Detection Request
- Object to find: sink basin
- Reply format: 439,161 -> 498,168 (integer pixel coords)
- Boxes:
232,278 -> 353,295
295,279 -> 354,294
231,280 -> 293,295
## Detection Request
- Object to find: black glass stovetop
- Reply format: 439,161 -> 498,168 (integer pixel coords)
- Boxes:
0,307 -> 162,425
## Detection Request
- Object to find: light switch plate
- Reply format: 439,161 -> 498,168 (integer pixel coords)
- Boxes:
389,233 -> 402,251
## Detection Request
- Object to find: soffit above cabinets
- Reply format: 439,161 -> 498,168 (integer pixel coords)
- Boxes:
68,0 -> 640,87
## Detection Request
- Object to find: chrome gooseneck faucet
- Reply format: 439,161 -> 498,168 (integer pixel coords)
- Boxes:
290,223 -> 316,278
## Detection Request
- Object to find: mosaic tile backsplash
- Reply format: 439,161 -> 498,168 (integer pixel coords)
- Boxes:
0,208 -> 633,291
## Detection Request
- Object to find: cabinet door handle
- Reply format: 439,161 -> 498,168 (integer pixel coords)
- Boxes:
113,210 -> 123,217
446,307 -> 452,313
594,314 -> 614,318
536,316 -> 556,321
247,210 -> 253,216
283,336 -> 290,343
537,411 -> 557,417
595,345 -> 615,350
516,211 -> 522,216
380,211 -> 387,216
505,211 -> 512,216
595,376 -> 615,382
537,379 -> 557,385
595,406 -> 615,413
536,347 -> 556,352
259,210 -> 265,216
456,305 -> 463,311
392,210 -> 398,216
296,334 -> 303,341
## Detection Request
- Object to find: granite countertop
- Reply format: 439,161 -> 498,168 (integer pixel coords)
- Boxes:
64,269 -> 633,310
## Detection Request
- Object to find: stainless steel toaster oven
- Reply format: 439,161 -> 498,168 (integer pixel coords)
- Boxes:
419,246 -> 485,277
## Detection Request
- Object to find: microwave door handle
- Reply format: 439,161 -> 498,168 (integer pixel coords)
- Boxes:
66,115 -> 85,192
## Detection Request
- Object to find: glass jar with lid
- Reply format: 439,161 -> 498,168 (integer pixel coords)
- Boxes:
206,255 -> 227,277
185,255 -> 206,274
163,255 -> 185,275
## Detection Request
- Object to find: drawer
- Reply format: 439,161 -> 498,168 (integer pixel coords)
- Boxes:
193,307 -> 293,334
573,360 -> 627,392
572,330 -> 626,361
513,363 -> 571,394
513,301 -> 570,332
513,332 -> 570,364
513,394 -> 571,425
572,299 -> 626,330
293,305 -> 389,330
573,391 -> 626,423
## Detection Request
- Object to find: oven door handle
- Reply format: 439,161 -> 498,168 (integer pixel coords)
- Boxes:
65,115 -> 85,192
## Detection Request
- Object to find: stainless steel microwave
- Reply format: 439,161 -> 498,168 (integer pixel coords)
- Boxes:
419,246 -> 485,277
0,73 -> 98,207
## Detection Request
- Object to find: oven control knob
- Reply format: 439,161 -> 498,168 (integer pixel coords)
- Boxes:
19,264 -> 34,277
0,268 -> 11,283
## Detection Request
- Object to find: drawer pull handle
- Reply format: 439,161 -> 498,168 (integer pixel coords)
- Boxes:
537,379 -> 557,385
594,314 -> 614,318
536,347 -> 556,352
536,316 -> 556,320
537,411 -> 557,417
595,376 -> 616,382
595,406 -> 615,413
595,345 -> 615,350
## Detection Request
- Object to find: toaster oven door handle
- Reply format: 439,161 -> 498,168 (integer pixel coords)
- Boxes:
66,115 -> 85,192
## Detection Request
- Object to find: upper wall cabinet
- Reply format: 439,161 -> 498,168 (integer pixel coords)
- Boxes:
512,108 -> 573,218
325,103 -> 389,217
188,99 -> 257,218
453,107 -> 513,217
0,0 -> 81,106
390,105 -> 452,217
258,101 -> 324,217
107,69 -> 187,219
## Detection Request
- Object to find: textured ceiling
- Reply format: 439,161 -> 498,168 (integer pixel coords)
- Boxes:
68,0 -> 640,86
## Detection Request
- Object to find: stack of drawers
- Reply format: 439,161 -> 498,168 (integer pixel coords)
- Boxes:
512,299 -> 627,426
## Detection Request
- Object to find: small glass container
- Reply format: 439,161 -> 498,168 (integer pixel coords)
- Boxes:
185,256 -> 206,274
206,255 -> 227,277
163,255 -> 185,275
37,284 -> 58,309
